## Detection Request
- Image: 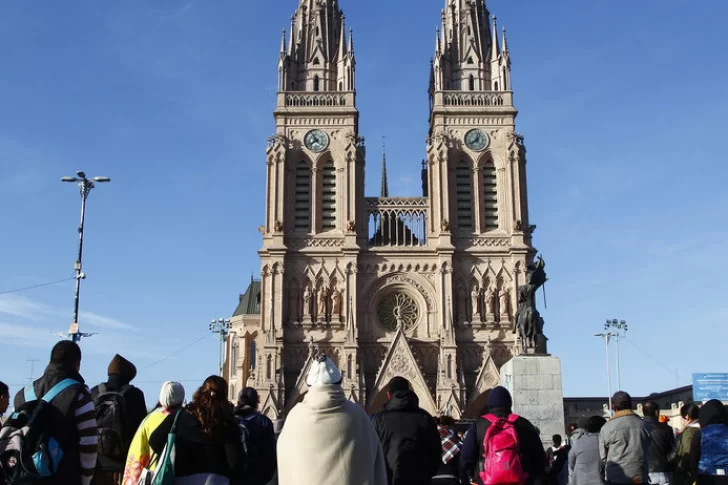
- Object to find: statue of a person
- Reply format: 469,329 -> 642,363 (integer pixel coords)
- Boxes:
500,288 -> 511,317
514,256 -> 547,349
302,286 -> 312,317
317,287 -> 328,321
331,287 -> 342,318
471,286 -> 480,319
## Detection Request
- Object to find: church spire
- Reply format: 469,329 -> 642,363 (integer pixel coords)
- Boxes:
380,137 -> 389,198
278,0 -> 354,93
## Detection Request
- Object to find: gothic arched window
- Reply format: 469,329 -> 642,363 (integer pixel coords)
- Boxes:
456,161 -> 473,230
314,75 -> 320,92
494,81 -> 499,91
482,161 -> 498,231
321,161 -> 336,231
295,161 -> 311,232
469,75 -> 475,91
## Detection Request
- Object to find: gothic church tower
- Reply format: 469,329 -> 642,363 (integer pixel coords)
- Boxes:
228,0 -> 536,420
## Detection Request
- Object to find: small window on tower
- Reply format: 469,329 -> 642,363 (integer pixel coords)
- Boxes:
313,58 -> 320,65
314,75 -> 320,92
468,57 -> 474,65
456,160 -> 473,231
494,81 -> 499,91
469,75 -> 475,91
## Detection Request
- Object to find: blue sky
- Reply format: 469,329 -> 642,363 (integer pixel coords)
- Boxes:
1,0 -> 727,406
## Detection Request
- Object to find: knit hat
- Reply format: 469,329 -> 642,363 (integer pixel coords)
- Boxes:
488,386 -> 513,409
612,391 -> 632,410
159,381 -> 185,409
306,354 -> 342,387
108,354 -> 137,382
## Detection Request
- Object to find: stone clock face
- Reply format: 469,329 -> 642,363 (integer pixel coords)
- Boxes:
304,129 -> 329,152
464,129 -> 489,151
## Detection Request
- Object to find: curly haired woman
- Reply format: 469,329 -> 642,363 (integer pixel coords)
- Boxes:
149,376 -> 243,485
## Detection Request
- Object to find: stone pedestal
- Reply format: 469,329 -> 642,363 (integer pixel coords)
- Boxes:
500,354 -> 565,448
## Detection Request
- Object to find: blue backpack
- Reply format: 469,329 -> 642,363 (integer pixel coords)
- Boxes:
0,379 -> 80,484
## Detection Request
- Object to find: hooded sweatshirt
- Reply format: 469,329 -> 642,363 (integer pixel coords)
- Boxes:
277,385 -> 387,485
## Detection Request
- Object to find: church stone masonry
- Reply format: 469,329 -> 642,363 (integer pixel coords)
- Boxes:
228,0 -> 537,420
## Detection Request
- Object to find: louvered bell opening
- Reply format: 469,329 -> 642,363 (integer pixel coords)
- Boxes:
321,164 -> 336,230
482,164 -> 498,231
295,163 -> 311,231
456,164 -> 473,230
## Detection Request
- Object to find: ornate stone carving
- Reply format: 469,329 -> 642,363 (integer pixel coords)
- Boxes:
288,238 -> 345,250
460,238 -> 510,248
377,293 -> 420,332
443,92 -> 506,107
284,93 -> 348,107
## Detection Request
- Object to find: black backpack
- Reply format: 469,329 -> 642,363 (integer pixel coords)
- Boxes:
94,384 -> 129,471
0,378 -> 80,484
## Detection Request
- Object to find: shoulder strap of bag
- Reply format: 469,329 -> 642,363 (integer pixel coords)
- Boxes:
23,383 -> 38,402
170,408 -> 183,434
42,379 -> 80,404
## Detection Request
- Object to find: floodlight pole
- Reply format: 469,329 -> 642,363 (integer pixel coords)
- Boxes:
62,172 -> 110,343
595,332 -> 617,416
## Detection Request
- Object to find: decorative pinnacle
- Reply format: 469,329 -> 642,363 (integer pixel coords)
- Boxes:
381,137 -> 389,198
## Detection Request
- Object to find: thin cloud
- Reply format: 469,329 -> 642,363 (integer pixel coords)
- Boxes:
79,311 -> 135,331
0,294 -> 56,321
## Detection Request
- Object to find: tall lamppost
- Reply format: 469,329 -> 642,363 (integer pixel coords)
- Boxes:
595,332 -> 618,415
61,171 -> 110,343
209,318 -> 232,376
605,319 -> 628,390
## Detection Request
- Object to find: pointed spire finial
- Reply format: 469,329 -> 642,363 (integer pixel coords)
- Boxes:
348,27 -> 355,55
280,28 -> 287,54
491,14 -> 501,59
502,25 -> 509,53
381,137 -> 389,198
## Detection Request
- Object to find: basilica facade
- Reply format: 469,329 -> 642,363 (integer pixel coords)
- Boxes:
227,0 -> 537,420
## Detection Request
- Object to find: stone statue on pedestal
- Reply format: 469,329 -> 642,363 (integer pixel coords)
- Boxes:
514,256 -> 548,353
302,286 -> 312,321
317,287 -> 328,322
331,287 -> 342,321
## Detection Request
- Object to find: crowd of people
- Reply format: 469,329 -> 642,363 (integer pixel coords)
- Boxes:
0,341 -> 728,485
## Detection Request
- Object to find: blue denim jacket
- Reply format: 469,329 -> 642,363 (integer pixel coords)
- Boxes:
699,424 -> 728,476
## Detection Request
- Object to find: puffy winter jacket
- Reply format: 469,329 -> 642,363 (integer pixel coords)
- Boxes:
371,390 -> 441,485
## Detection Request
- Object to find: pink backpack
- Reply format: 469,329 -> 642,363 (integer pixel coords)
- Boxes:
479,414 -> 528,485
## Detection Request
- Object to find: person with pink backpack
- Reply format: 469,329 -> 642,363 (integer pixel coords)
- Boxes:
460,387 -> 545,485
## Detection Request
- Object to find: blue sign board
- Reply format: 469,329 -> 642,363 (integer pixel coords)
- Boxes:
693,373 -> 728,402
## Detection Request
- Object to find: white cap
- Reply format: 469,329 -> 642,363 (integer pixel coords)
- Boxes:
306,354 -> 342,387
159,381 -> 185,409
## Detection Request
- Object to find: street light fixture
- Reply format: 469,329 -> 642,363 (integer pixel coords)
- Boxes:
61,171 -> 110,343
605,319 -> 628,390
209,318 -> 232,376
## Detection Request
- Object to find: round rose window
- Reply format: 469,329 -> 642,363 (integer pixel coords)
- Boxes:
377,293 -> 419,331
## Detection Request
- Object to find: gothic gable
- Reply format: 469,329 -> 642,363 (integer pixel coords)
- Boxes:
470,349 -> 501,402
373,327 -> 437,415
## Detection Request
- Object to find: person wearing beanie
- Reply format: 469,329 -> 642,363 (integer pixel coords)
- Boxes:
598,391 -> 650,485
277,353 -> 387,485
232,387 -> 276,485
122,381 -> 185,485
460,386 -> 546,485
370,376 -> 442,485
91,354 -> 148,485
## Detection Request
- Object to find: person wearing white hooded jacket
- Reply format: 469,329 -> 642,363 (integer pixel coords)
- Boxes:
276,353 -> 387,485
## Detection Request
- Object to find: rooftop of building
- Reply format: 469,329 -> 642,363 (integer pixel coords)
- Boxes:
233,278 -> 261,316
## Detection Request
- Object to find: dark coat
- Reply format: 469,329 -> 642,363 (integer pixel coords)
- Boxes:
149,408 -> 243,479
460,409 -> 546,485
233,406 -> 277,485
644,417 -> 676,473
371,390 -> 442,485
91,374 -> 148,448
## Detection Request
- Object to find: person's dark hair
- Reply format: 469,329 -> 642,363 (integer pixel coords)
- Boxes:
585,416 -> 607,433
187,376 -> 235,440
0,381 -> 8,397
552,434 -> 562,445
388,376 -> 411,394
438,415 -> 456,427
643,401 -> 659,419
681,403 -> 700,421
50,341 -> 82,367
238,387 -> 260,409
